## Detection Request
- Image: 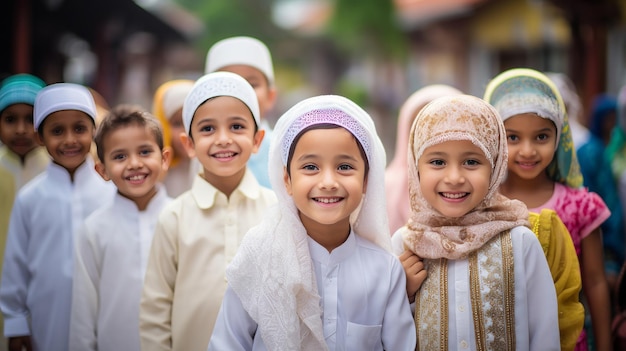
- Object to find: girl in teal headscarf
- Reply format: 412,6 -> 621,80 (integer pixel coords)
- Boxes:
485,68 -> 613,351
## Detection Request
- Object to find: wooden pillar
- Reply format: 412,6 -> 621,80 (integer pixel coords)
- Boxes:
13,0 -> 31,73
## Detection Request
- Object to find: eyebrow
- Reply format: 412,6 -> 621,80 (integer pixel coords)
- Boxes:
506,127 -> 555,134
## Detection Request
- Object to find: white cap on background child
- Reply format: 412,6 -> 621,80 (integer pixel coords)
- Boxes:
204,36 -> 274,86
162,81 -> 194,119
34,83 -> 97,131
182,71 -> 260,135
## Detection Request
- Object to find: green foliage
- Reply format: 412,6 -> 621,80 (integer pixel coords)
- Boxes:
327,0 -> 407,59
174,0 -> 283,54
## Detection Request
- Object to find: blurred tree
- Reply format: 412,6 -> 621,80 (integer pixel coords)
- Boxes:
174,0 -> 285,57
327,0 -> 407,60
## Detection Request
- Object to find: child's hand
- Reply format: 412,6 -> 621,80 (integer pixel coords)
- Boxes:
8,336 -> 32,351
399,250 -> 427,304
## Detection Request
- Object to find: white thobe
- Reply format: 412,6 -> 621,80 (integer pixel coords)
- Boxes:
69,188 -> 171,351
0,158 -> 115,351
208,232 -> 416,351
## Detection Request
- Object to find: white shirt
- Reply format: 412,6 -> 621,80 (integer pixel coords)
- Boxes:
140,170 -> 277,351
69,187 -> 172,351
391,226 -> 560,351
0,158 -> 115,351
208,232 -> 416,351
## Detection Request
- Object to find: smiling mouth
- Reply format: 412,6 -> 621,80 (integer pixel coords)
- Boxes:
127,174 -> 147,181
213,152 -> 236,158
314,197 -> 342,204
440,192 -> 468,199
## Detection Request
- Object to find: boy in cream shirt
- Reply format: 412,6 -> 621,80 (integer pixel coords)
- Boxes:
139,72 -> 277,351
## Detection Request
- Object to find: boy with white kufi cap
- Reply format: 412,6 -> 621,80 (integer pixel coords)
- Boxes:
1,83 -> 114,351
140,72 -> 276,351
205,36 -> 277,188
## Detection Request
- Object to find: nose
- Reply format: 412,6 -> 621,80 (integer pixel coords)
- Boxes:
215,129 -> 233,146
318,169 -> 338,190
518,140 -> 537,157
444,165 -> 465,185
128,154 -> 143,169
16,119 -> 28,134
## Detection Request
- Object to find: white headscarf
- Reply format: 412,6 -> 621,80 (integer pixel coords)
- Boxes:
226,95 -> 390,350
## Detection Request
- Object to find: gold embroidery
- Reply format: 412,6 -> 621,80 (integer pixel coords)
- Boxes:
415,233 -> 516,351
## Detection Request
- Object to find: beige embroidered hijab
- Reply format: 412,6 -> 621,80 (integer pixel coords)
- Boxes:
226,95 -> 390,350
402,94 -> 529,259
385,85 -> 463,233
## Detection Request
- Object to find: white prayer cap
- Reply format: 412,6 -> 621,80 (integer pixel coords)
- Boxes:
182,71 -> 260,135
162,81 -> 194,119
34,83 -> 96,131
204,36 -> 274,86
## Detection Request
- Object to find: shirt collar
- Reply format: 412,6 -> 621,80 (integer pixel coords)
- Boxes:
191,168 -> 262,209
308,229 -> 357,266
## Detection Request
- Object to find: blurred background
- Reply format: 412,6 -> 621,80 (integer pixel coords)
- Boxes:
2,0 -> 626,158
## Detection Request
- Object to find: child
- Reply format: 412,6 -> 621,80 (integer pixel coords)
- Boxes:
139,72 -> 277,351
385,84 -> 462,233
209,95 -> 416,350
0,74 -> 49,190
205,36 -> 278,188
69,105 -> 172,350
152,79 -> 198,197
0,83 -> 114,351
484,68 -> 613,351
393,94 -> 559,350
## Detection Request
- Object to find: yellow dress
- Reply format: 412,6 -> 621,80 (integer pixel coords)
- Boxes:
529,209 -> 584,351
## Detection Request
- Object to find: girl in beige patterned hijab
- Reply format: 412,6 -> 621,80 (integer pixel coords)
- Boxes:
392,94 -> 560,350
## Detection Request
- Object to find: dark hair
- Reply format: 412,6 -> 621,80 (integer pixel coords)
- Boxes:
95,104 -> 164,163
286,123 -> 369,177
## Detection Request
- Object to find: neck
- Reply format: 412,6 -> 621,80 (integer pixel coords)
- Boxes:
202,167 -> 245,198
301,215 -> 351,253
499,172 -> 554,208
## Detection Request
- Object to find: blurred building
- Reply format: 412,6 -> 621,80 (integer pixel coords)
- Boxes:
2,0 -> 203,108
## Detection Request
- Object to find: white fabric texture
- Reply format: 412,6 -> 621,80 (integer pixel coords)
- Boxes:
69,188 -> 171,351
209,232 -> 415,351
222,95 -> 393,350
33,83 -> 97,130
205,36 -> 274,86
0,145 -> 49,190
182,72 -> 260,135
0,158 -> 114,351
139,171 -> 277,351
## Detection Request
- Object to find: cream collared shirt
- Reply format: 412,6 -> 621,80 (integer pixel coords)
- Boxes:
139,170 -> 277,351
0,145 -> 50,191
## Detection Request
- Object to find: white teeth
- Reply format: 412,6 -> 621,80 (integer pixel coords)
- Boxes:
128,175 -> 145,181
215,152 -> 235,158
316,198 -> 340,203
442,193 -> 466,199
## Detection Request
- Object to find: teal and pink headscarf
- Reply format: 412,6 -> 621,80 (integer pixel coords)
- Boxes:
484,68 -> 583,189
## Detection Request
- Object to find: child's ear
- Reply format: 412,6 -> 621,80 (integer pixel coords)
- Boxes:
94,161 -> 110,181
161,146 -> 172,172
180,132 -> 196,158
252,129 -> 265,154
283,166 -> 293,195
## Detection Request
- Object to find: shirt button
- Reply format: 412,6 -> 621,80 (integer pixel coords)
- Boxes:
460,340 -> 468,349
458,305 -> 465,312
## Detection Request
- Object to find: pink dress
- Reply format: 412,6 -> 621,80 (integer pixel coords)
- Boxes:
529,183 -> 611,256
529,182 -> 611,351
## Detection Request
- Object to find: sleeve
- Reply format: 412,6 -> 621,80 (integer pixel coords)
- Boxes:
521,230 -> 561,351
0,197 -> 32,337
537,210 -> 584,351
139,210 -> 179,351
381,256 -> 416,351
69,222 -> 100,351
207,286 -> 258,351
